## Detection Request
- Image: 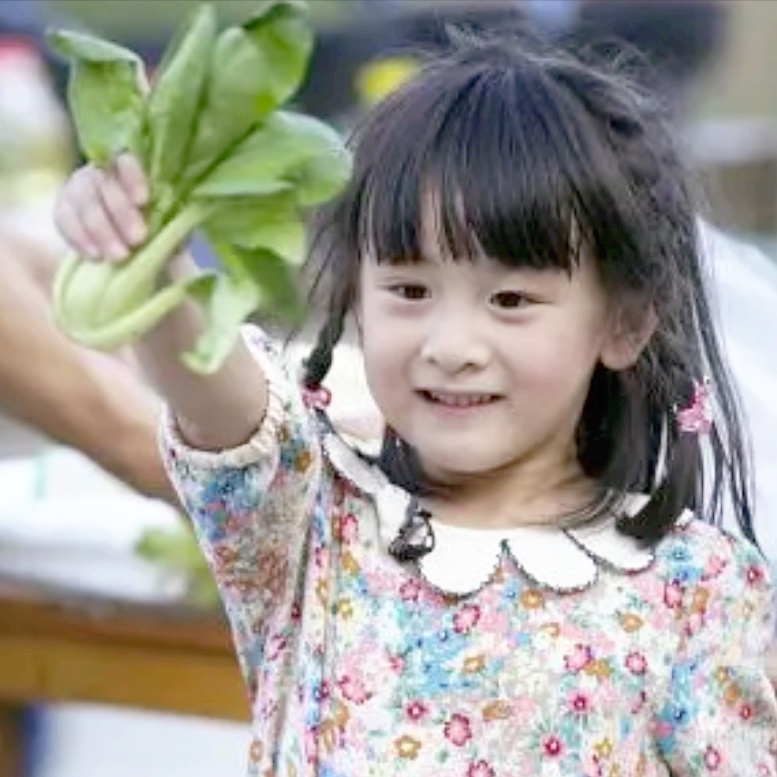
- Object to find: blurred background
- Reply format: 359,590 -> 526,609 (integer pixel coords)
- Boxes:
0,1 -> 776,776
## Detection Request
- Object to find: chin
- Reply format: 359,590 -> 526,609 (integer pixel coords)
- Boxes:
418,447 -> 514,481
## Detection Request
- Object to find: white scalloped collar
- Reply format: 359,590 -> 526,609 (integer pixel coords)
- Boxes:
322,431 -> 681,595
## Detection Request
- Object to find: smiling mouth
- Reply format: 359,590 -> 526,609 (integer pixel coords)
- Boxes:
420,390 -> 500,408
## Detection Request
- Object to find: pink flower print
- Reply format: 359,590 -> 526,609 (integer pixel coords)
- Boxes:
568,690 -> 592,715
685,611 -> 706,637
740,703 -> 755,721
388,653 -> 405,674
704,746 -> 722,770
565,643 -> 593,673
625,651 -> 648,675
212,545 -> 238,563
338,674 -> 371,704
514,695 -> 537,716
747,565 -> 765,587
444,713 -> 473,747
232,578 -> 261,596
663,581 -> 684,609
467,761 -> 495,777
400,579 -> 422,602
224,512 -> 251,534
454,604 -> 481,634
336,513 -> 359,543
266,633 -> 287,661
304,729 -> 318,764
313,681 -> 331,702
702,554 -> 727,581
543,735 -> 564,758
258,697 -> 279,720
631,689 -> 648,715
406,700 -> 429,721
212,545 -> 238,577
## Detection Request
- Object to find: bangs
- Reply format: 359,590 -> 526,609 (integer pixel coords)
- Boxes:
344,45 -> 626,271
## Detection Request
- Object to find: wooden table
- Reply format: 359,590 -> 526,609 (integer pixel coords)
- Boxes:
0,576 -> 247,776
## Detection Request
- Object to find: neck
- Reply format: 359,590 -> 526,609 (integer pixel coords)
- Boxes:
423,454 -> 598,531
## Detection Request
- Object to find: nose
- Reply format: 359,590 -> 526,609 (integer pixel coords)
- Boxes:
420,308 -> 490,374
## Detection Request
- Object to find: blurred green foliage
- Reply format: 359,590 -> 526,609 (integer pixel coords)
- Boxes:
44,1 -> 347,41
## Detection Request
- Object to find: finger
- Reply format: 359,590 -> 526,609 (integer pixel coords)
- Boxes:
76,168 -> 130,261
115,153 -> 149,207
96,167 -> 148,248
53,195 -> 101,259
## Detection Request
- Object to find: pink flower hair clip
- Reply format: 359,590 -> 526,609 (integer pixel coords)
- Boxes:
675,378 -> 713,435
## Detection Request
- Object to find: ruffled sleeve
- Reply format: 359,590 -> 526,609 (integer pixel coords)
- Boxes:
654,527 -> 777,774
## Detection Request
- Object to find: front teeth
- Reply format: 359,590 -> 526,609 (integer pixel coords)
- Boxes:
429,392 -> 493,407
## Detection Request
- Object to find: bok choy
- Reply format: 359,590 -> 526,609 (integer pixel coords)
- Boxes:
49,0 -> 352,373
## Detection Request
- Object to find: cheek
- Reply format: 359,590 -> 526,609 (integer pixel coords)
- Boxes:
360,322 -> 404,400
506,321 -> 603,395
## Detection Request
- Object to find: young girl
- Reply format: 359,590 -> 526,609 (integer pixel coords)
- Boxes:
54,32 -> 776,777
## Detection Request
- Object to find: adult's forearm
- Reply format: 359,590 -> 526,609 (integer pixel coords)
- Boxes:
0,236 -> 176,502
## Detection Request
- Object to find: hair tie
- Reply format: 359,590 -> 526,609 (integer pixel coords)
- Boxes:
302,384 -> 332,410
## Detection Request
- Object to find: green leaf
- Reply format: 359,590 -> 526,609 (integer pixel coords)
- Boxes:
181,1 -> 313,184
243,0 -> 313,108
193,174 -> 293,200
182,273 -> 261,374
205,193 -> 305,262
191,111 -> 349,199
46,29 -> 142,64
223,244 -> 304,325
289,142 -> 353,206
47,29 -> 145,162
146,3 -> 217,191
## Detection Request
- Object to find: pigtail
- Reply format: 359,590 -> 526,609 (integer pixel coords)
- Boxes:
303,309 -> 346,390
378,428 -> 426,495
620,415 -> 701,543
301,195 -> 356,392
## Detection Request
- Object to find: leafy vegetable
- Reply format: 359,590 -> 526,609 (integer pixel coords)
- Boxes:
46,30 -> 146,162
49,0 -> 351,373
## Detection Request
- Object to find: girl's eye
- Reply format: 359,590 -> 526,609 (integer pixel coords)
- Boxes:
391,284 -> 429,300
491,291 -> 531,309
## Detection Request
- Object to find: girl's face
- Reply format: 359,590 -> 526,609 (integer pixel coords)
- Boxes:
357,216 -> 639,490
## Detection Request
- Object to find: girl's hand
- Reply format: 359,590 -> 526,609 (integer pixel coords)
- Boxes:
53,154 -> 150,263
53,154 -> 268,453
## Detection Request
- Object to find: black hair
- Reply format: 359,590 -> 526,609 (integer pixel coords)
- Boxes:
303,30 -> 755,547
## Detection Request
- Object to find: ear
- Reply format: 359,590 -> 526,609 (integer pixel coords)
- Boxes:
600,302 -> 658,371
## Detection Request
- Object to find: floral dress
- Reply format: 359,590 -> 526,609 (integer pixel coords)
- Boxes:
161,332 -> 777,776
